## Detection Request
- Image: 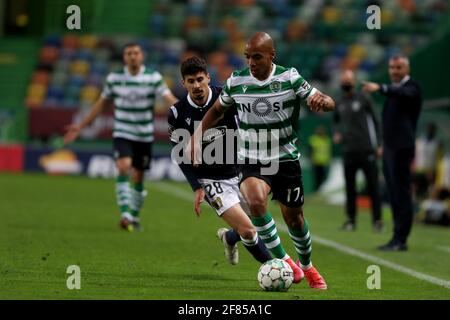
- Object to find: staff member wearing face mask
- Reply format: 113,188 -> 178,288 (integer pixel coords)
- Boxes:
333,70 -> 383,233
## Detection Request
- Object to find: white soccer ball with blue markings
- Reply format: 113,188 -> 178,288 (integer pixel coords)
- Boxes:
257,258 -> 294,292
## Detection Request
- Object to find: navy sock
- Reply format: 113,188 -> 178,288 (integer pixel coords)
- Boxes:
225,229 -> 241,246
240,234 -> 272,263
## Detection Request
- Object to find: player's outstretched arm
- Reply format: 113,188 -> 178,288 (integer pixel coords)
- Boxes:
162,91 -> 179,108
63,97 -> 110,145
198,99 -> 226,133
194,188 -> 205,217
308,90 -> 335,112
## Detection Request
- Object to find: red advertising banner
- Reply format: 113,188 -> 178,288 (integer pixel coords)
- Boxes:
29,107 -> 78,138
29,107 -> 169,141
0,144 -> 24,172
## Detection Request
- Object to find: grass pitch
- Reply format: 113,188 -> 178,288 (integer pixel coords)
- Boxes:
1,173 -> 449,299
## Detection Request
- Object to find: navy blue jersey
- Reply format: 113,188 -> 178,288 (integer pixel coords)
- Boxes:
168,86 -> 238,190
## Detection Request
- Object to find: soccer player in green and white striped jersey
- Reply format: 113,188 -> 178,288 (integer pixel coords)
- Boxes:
64,43 -> 177,231
191,32 -> 335,289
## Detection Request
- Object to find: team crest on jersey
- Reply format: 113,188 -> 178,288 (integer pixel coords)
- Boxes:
251,97 -> 272,117
269,80 -> 281,93
122,91 -> 143,104
352,101 -> 361,112
211,197 -> 223,210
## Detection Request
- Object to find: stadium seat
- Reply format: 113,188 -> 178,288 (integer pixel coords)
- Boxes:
46,85 -> 65,101
42,97 -> 60,108
39,46 -> 59,65
26,96 -> 45,108
62,34 -> 78,49
51,72 -> 68,87
31,71 -> 50,86
43,34 -> 61,48
65,85 -> 81,100
27,83 -> 47,99
70,60 -> 90,76
79,35 -> 98,49
80,85 -> 100,104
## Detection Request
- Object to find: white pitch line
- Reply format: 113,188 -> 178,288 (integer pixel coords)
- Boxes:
437,246 -> 450,254
155,181 -> 193,202
152,182 -> 450,290
276,224 -> 450,289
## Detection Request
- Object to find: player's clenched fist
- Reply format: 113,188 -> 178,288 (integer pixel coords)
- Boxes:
308,91 -> 335,112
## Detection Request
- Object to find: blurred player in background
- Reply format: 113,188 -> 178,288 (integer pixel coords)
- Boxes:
190,32 -> 335,289
64,43 -> 178,231
308,125 -> 332,192
413,122 -> 442,199
334,70 -> 383,233
168,56 -> 272,265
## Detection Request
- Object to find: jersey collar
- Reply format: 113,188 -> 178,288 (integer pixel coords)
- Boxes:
249,63 -> 276,85
393,75 -> 410,86
399,75 -> 410,85
187,87 -> 213,109
124,65 -> 145,77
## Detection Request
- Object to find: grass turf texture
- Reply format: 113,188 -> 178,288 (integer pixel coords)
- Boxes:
1,173 -> 449,299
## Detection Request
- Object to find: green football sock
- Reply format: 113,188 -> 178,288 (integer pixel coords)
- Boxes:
130,182 -> 145,218
116,175 -> 130,216
251,212 -> 288,260
288,218 -> 312,269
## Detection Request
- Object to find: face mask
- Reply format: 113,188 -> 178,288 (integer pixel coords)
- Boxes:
341,84 -> 354,92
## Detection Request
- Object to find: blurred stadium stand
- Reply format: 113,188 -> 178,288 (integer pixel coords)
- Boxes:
0,0 -> 449,189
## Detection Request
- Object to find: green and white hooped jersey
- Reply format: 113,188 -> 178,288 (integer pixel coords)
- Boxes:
219,64 -> 317,162
101,66 -> 169,142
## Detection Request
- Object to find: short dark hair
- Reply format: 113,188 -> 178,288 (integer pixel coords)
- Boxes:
123,42 -> 142,52
389,54 -> 410,66
180,56 -> 207,78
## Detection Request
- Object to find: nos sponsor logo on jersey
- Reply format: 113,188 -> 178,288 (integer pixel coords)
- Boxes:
240,98 -> 281,117
121,91 -> 148,104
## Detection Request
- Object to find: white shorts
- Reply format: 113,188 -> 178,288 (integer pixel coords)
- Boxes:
198,176 -> 250,216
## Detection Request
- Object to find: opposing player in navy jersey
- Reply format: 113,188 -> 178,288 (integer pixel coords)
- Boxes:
168,56 -> 272,265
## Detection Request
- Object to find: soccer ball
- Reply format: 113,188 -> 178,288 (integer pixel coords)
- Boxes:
257,258 -> 294,292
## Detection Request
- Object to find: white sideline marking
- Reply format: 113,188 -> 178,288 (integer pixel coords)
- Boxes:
156,181 -> 193,202
153,182 -> 450,290
437,246 -> 450,254
277,224 -> 450,289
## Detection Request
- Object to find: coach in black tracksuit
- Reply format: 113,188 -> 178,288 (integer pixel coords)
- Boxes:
334,70 -> 382,233
363,55 -> 422,251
